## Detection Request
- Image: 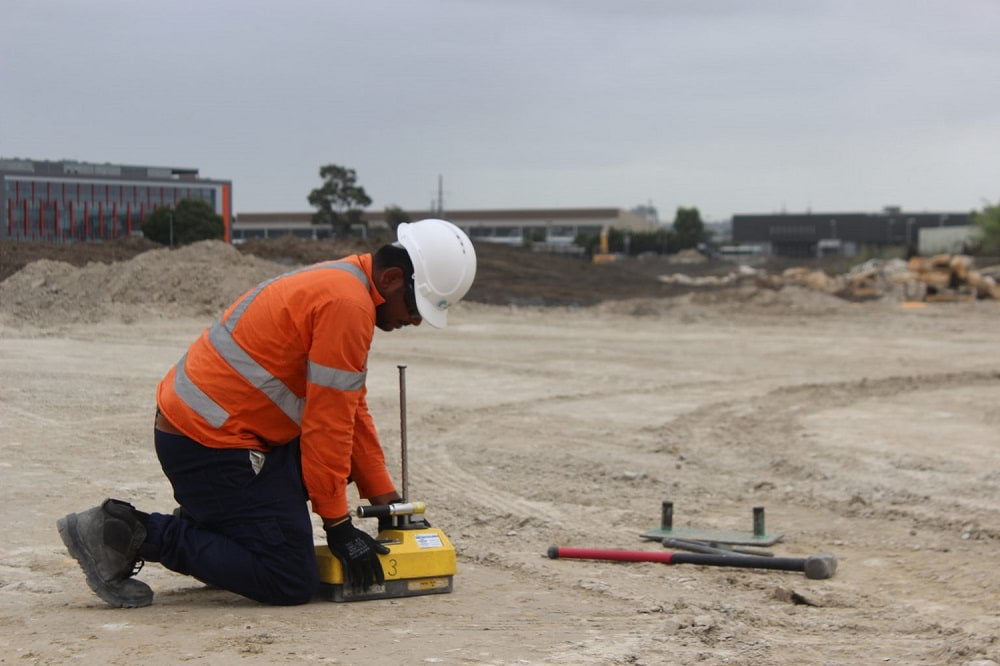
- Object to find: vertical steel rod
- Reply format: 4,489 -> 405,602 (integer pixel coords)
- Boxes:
661,501 -> 674,531
398,365 -> 409,503
753,506 -> 765,537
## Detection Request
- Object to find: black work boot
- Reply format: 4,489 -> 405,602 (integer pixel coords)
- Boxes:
57,498 -> 153,608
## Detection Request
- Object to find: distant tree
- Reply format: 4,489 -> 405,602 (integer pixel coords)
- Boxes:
672,207 -> 704,250
141,199 -> 223,246
574,230 -> 600,256
522,227 -> 547,247
972,202 -> 1000,255
384,205 -> 411,232
307,164 -> 372,239
628,228 -> 674,255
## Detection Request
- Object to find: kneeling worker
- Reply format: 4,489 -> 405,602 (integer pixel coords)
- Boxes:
57,218 -> 477,607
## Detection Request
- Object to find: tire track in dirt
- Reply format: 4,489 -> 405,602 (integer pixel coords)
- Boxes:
365,362 -> 1000,664
403,418 -> 567,524
633,367 -> 1000,648
405,370 -> 1000,557
393,365 -> 798,548
643,368 -> 1000,534
395,375 -> 729,528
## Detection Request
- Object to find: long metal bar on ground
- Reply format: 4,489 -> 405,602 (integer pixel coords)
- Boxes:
547,546 -> 837,579
659,537 -> 775,557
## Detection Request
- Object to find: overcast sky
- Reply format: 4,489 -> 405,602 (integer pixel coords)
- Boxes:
2,0 -> 998,221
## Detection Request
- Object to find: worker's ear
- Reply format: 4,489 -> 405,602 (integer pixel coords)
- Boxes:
374,266 -> 406,297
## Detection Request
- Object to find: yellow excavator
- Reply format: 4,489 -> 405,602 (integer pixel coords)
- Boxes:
592,226 -> 617,264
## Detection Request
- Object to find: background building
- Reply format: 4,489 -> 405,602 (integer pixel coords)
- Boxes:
234,207 -> 655,248
918,225 -> 980,255
731,207 -> 971,258
1,158 -> 232,243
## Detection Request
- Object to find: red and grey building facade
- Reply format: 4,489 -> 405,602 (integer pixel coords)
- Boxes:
1,158 -> 232,243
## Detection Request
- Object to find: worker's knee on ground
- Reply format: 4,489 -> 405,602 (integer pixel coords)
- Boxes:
256,564 -> 320,606
263,581 -> 318,606
233,524 -> 321,606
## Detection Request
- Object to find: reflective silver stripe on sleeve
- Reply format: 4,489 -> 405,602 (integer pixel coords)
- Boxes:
317,261 -> 369,289
172,260 -> 371,427
209,321 -> 305,424
173,353 -> 229,428
307,361 -> 366,392
227,278 -> 278,324
223,260 -> 369,328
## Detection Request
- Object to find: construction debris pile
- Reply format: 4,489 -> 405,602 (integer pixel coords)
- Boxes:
896,255 -> 1000,302
659,255 -> 1000,302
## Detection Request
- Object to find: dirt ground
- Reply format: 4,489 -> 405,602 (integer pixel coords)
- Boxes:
1,241 -> 998,665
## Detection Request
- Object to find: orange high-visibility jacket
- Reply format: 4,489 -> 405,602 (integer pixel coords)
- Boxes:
156,253 -> 395,518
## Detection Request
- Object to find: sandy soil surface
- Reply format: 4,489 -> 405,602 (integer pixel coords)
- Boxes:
1,244 -> 999,665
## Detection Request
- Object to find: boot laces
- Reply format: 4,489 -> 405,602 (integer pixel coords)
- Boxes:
130,558 -> 145,577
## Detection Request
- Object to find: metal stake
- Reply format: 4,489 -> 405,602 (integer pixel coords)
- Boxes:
398,365 -> 409,503
753,506 -> 765,537
661,501 -> 673,531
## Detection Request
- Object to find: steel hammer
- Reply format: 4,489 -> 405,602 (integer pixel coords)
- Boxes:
547,546 -> 837,580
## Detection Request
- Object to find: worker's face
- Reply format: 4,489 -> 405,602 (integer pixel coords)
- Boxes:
375,270 -> 422,331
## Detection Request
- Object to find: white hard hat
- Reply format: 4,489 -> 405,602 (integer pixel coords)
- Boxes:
396,219 -> 477,328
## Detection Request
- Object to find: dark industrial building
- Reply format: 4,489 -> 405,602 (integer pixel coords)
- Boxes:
731,207 -> 971,258
1,157 -> 232,243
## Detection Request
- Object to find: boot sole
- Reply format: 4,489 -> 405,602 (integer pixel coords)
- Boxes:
57,513 -> 153,608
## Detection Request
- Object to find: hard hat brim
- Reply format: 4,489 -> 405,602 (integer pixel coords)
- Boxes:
413,288 -> 447,328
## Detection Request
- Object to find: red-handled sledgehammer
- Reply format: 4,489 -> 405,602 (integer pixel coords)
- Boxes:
547,546 -> 837,580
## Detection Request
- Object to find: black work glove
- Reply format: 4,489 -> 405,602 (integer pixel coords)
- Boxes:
325,520 -> 390,593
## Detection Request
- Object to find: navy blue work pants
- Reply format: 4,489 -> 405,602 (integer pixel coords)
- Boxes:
145,428 -> 321,605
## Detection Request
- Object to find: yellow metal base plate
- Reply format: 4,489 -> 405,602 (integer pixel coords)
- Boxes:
316,527 -> 457,602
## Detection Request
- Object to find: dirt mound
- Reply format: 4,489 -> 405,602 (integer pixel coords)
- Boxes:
0,241 -> 290,327
2,236 -> 714,314
0,236 -> 161,283
238,237 -> 722,306
667,248 -> 708,264
596,285 -> 858,320
696,284 -> 857,314
236,236 -> 374,267
1,236 -> 891,329
467,243 -> 711,306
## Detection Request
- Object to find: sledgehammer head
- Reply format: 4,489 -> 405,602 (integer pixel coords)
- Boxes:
803,552 -> 837,580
